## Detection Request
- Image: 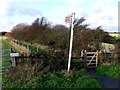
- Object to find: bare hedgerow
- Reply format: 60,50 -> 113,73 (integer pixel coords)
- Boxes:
5,50 -> 67,81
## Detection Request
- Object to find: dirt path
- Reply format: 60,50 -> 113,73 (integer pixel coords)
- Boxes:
85,69 -> 120,89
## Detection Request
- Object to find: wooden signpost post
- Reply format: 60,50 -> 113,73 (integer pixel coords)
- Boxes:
10,53 -> 19,67
65,13 -> 75,72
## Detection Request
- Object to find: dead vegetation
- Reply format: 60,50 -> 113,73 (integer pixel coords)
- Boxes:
5,50 -> 67,81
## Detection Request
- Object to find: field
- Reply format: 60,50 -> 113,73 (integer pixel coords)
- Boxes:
101,43 -> 115,53
109,33 -> 120,39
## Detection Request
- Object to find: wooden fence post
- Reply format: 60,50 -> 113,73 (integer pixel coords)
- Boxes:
96,50 -> 99,67
83,50 -> 87,68
10,48 -> 16,67
11,57 -> 16,67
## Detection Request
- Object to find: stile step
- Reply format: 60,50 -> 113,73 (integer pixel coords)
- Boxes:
87,66 -> 96,68
86,62 -> 96,65
86,56 -> 96,58
86,60 -> 96,61
86,52 -> 96,54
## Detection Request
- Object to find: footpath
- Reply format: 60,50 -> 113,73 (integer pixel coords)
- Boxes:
86,69 -> 120,89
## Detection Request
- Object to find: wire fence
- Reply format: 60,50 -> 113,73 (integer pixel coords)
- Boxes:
0,49 -> 11,74
12,39 -> 41,53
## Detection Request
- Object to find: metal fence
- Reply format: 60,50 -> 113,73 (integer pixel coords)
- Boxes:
0,49 -> 11,74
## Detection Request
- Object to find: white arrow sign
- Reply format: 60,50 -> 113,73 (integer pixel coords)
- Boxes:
10,53 -> 19,57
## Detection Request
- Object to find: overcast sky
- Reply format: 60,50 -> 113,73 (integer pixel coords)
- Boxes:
0,0 -> 119,32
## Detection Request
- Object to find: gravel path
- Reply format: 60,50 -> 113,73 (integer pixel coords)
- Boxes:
85,69 -> 120,89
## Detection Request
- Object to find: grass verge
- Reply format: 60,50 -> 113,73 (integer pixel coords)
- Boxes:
96,64 -> 120,79
1,39 -> 19,85
2,40 -> 12,68
2,69 -> 101,88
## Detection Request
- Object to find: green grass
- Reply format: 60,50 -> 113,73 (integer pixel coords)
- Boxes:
2,39 -> 18,72
1,39 -> 20,71
1,39 -> 18,86
13,40 -> 48,53
96,64 -> 120,79
28,44 -> 37,52
2,69 -> 101,88
28,44 -> 48,53
2,40 -> 12,68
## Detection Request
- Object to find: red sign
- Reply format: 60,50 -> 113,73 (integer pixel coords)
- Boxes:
65,15 -> 72,23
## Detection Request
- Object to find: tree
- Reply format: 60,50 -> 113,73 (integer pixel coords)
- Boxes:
74,30 -> 93,55
91,26 -> 114,50
30,17 -> 51,44
74,17 -> 89,34
10,16 -> 113,57
52,24 -> 68,30
45,24 -> 69,50
11,23 -> 29,40
72,17 -> 90,55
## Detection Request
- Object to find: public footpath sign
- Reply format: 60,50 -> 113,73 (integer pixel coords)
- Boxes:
65,13 -> 75,71
10,53 -> 19,57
